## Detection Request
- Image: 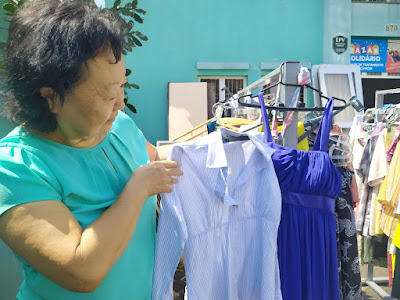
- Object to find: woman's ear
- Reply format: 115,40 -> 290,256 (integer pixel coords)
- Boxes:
40,87 -> 59,113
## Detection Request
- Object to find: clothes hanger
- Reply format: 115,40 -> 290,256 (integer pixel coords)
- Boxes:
216,76 -> 364,145
236,81 -> 352,112
210,102 -> 255,143
305,129 -> 352,165
328,135 -> 353,166
325,124 -> 352,166
239,94 -> 363,148
298,96 -> 362,143
384,106 -> 400,130
172,101 -> 255,142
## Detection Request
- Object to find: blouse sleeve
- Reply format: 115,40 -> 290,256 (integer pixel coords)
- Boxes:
0,146 -> 62,217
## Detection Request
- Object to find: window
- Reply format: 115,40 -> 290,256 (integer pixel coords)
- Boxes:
312,64 -> 365,128
199,77 -> 246,102
198,76 -> 246,118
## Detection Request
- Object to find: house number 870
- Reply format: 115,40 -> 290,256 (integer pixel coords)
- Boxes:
386,25 -> 398,31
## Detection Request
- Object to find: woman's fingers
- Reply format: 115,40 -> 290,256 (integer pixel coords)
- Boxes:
157,160 -> 184,177
167,168 -> 184,177
132,160 -> 183,196
158,160 -> 180,169
169,177 -> 179,185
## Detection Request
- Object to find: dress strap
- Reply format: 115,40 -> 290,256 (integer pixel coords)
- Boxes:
313,97 -> 334,152
257,92 -> 273,143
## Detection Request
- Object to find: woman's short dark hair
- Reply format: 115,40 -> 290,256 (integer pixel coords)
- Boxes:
2,0 -> 126,132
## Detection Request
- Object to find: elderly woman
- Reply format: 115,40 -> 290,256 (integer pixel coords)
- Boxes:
0,0 -> 182,299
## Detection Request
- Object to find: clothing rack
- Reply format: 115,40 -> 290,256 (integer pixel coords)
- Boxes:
360,88 -> 400,300
362,264 -> 394,300
375,88 -> 400,122
232,62 -> 362,151
233,61 -> 364,148
234,61 -> 301,148
237,94 -> 358,147
238,63 -> 388,298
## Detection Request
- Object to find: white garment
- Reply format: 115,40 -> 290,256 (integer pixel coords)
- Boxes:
367,131 -> 388,236
152,128 -> 282,300
349,115 -> 363,150
351,122 -> 366,198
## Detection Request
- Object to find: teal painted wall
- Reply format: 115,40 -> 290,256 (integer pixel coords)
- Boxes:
323,0 -> 351,64
0,1 -> 398,143
111,0 -> 325,144
352,3 -> 400,37
0,5 -> 16,139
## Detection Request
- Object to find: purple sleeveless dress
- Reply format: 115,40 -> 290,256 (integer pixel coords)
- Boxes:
258,94 -> 342,300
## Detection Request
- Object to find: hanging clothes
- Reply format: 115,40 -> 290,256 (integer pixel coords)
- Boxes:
350,122 -> 389,268
386,136 -> 400,248
329,124 -> 362,299
378,127 -> 400,241
258,94 -> 342,300
350,118 -> 371,199
335,167 -> 362,300
152,128 -> 283,300
367,130 -> 388,237
385,124 -> 400,297
386,125 -> 400,165
356,134 -> 380,237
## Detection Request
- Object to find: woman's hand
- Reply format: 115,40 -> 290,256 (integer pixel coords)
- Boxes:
131,160 -> 183,196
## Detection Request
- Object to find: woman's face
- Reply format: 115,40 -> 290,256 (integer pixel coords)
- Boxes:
51,49 -> 127,141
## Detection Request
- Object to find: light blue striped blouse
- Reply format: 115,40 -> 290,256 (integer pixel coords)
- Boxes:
152,128 -> 283,300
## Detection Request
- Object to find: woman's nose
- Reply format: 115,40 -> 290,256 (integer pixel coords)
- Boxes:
114,90 -> 125,111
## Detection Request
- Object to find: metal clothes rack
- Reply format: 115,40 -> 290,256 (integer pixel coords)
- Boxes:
237,62 -> 396,298
234,61 -> 301,148
233,61 -> 362,147
361,88 -> 400,300
363,264 -> 394,300
375,88 -> 400,122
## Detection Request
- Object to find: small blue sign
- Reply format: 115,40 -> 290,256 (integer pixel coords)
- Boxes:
350,39 -> 387,73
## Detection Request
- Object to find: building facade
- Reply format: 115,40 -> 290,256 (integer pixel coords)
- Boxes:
0,1 -> 399,143
101,0 -> 400,144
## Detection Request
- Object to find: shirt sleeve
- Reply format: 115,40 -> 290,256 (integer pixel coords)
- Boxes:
152,147 -> 188,300
152,193 -> 188,300
0,146 -> 62,216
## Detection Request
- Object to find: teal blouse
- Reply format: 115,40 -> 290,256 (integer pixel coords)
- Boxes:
0,111 -> 157,299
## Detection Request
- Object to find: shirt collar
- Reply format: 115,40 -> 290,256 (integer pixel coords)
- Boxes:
206,127 -> 274,169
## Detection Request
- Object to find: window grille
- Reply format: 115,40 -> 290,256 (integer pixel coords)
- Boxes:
199,77 -> 246,102
200,79 -> 220,102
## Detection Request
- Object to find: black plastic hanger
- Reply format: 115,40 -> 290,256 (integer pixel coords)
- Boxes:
236,81 -> 359,112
